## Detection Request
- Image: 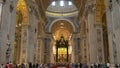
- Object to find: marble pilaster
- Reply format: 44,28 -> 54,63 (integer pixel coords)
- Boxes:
0,0 -> 15,64
86,0 -> 97,64
43,37 -> 51,63
40,38 -> 45,63
8,1 -> 18,63
105,0 -> 120,64
112,0 -> 120,64
71,38 -> 75,63
95,24 -> 105,63
20,24 -> 29,63
73,37 -> 80,63
104,0 -> 114,64
50,40 -> 55,63
80,37 -> 86,63
27,5 -> 38,63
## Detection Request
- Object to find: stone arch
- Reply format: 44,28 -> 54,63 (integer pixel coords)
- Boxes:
49,18 -> 76,32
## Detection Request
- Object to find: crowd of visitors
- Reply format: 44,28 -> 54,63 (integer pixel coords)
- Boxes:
0,62 -> 120,68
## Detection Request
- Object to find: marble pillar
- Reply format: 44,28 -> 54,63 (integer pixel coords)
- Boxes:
43,37 -> 51,63
80,37 -> 86,63
106,0 -> 120,64
105,0 -> 120,64
0,0 -> 15,64
37,38 -> 43,63
87,1 -> 97,64
20,24 -> 29,63
50,40 -> 54,63
8,1 -> 18,63
112,0 -> 120,64
71,38 -> 75,63
40,38 -> 45,63
73,37 -> 80,63
80,21 -> 89,63
95,24 -> 105,63
27,7 -> 38,63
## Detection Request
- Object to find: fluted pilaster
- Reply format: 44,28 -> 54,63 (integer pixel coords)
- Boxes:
86,0 -> 98,64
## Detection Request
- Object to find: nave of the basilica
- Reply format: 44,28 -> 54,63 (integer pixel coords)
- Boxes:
0,0 -> 120,68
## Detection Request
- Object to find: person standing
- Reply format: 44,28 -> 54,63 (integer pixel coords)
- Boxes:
82,64 -> 88,68
0,64 -> 4,68
66,64 -> 70,68
8,61 -> 12,68
5,63 -> 9,68
21,63 -> 25,68
75,63 -> 78,68
29,62 -> 32,68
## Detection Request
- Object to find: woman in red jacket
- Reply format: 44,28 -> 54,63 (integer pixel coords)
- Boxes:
66,64 -> 70,68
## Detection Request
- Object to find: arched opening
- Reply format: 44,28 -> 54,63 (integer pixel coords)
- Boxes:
51,20 -> 73,63
45,0 -> 78,63
14,0 -> 29,64
49,19 -> 76,32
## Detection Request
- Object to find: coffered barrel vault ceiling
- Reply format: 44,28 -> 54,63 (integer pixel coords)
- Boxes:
51,20 -> 73,33
51,20 -> 73,40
